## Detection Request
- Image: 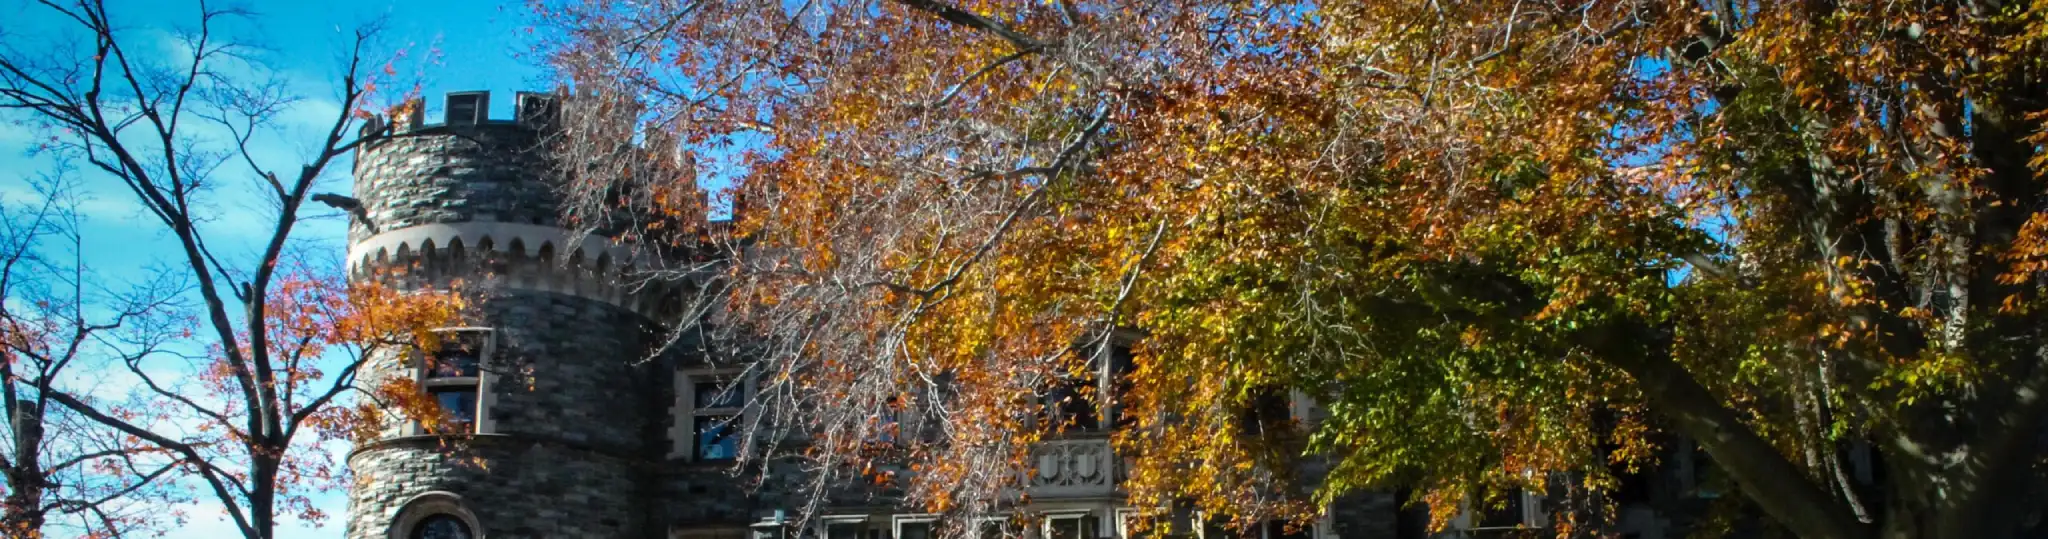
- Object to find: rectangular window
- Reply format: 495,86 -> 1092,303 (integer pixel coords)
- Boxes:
1236,388 -> 1292,436
823,518 -> 886,539
686,373 -> 747,461
1047,514 -> 1097,539
419,329 -> 491,435
431,334 -> 484,378
976,520 -> 1015,539
1471,491 -> 1533,531
1108,345 -> 1136,429
826,523 -> 864,539
1043,376 -> 1100,432
1259,521 -> 1309,539
894,516 -> 936,539
430,387 -> 479,428
1120,510 -> 1196,539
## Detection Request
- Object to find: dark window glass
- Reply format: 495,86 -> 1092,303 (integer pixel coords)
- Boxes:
695,378 -> 744,409
1237,389 -> 1291,436
430,335 -> 483,378
1475,492 -> 1527,529
1049,517 -> 1097,539
1201,520 -> 1234,539
1263,521 -> 1309,539
411,514 -> 473,539
1109,345 -> 1136,428
898,522 -> 932,539
696,415 -> 738,460
1045,380 -> 1099,431
429,387 -> 477,432
827,522 -> 877,539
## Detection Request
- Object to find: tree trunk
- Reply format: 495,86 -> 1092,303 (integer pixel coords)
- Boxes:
3,399 -> 44,538
249,447 -> 278,539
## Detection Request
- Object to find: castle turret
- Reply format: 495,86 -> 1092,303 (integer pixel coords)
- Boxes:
343,91 -> 667,539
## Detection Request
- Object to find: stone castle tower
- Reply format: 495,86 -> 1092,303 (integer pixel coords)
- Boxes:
341,91 -> 672,539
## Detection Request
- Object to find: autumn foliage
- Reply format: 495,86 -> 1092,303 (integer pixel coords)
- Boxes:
540,1 -> 2048,538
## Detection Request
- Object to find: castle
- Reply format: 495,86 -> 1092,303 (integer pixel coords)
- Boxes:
337,91 -> 1730,539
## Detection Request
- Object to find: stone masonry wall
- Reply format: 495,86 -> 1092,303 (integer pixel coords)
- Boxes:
350,124 -> 561,244
479,287 -> 658,453
345,437 -> 649,539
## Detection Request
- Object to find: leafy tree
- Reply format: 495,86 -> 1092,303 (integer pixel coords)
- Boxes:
540,1 -> 2048,538
0,1 -> 465,538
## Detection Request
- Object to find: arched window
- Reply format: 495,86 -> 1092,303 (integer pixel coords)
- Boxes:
412,514 -> 475,539
387,491 -> 484,539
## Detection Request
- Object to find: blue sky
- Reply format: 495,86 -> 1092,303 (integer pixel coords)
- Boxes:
0,0 -> 544,537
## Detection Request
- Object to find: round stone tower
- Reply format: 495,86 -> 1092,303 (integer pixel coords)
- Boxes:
342,91 -> 667,539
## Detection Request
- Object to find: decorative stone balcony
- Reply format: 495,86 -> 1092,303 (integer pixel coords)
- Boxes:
1029,437 -> 1120,499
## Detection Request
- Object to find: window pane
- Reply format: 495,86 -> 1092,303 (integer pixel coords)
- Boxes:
1123,519 -> 1149,539
412,514 -> 474,539
1045,382 -> 1099,431
1263,521 -> 1308,539
1110,346 -> 1136,429
696,415 -> 739,460
827,523 -> 865,539
898,522 -> 931,539
1476,492 -> 1526,529
1050,517 -> 1096,539
695,378 -> 744,409
431,334 -> 483,378
429,387 -> 477,432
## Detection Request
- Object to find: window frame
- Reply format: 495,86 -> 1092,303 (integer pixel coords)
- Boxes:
675,368 -> 753,461
971,516 -> 1019,539
819,515 -> 888,539
1115,508 -> 1195,539
1041,376 -> 1103,432
412,327 -> 496,436
892,514 -> 939,539
385,491 -> 484,539
1042,510 -> 1100,539
1456,488 -> 1546,533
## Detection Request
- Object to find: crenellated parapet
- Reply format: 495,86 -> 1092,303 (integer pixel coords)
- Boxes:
357,90 -> 559,140
348,221 -> 671,317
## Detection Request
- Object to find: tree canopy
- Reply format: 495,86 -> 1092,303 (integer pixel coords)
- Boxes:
540,1 -> 2048,537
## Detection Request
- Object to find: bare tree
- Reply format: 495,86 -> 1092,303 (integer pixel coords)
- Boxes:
0,171 -> 190,538
0,2 -> 462,538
